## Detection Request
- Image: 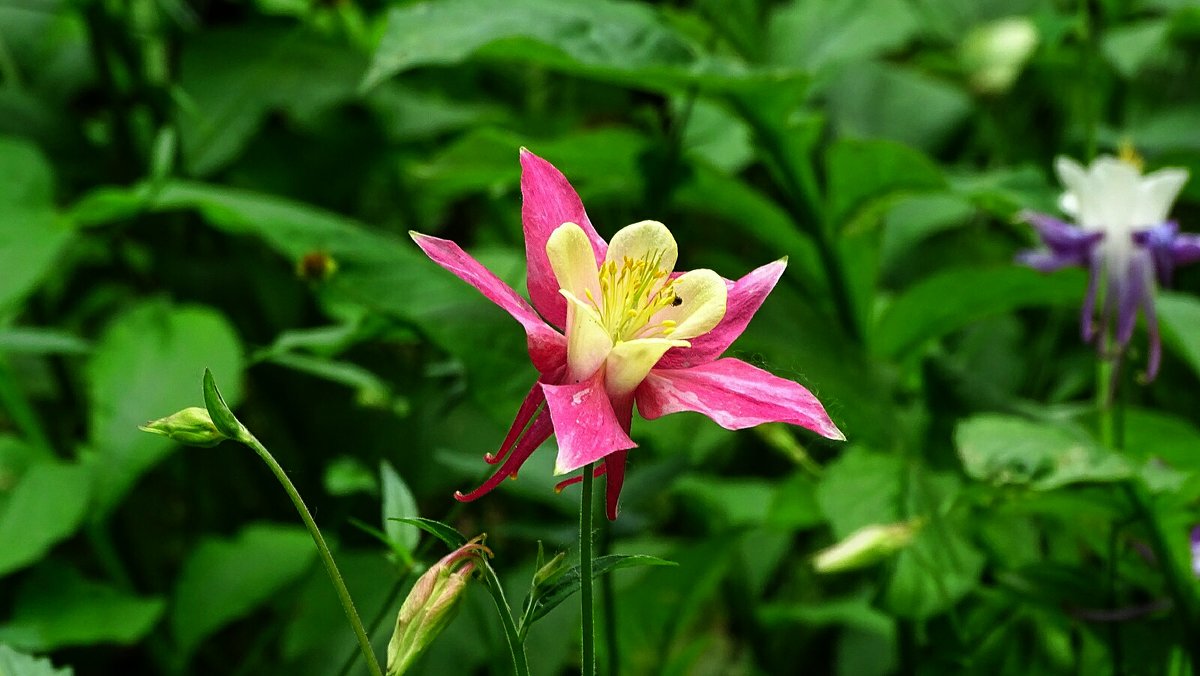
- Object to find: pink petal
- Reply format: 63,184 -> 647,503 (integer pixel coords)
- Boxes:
635,358 -> 844,440
411,232 -> 566,373
485,382 -> 546,465
601,450 -> 628,520
656,260 -> 786,369
521,149 -> 607,330
454,405 -> 554,502
542,370 -> 636,475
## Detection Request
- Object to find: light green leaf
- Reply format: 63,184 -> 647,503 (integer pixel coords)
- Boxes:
86,301 -> 243,515
766,0 -> 919,71
1158,292 -> 1200,381
0,328 -> 89,356
956,415 -> 1131,490
323,456 -> 377,497
825,138 -> 946,231
873,267 -> 1086,360
171,523 -> 316,657
816,448 -> 902,539
0,644 -> 73,676
380,461 -> 419,554
0,462 -> 90,578
673,476 -> 776,529
0,565 -> 164,650
0,137 -> 72,313
522,554 -> 677,627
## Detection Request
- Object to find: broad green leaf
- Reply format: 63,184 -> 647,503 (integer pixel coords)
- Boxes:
825,138 -> 946,231
0,564 -> 164,650
0,137 -> 71,312
0,644 -> 73,676
522,554 -> 677,626
816,448 -> 902,539
956,415 -> 1131,490
176,26 -> 365,175
0,462 -> 89,577
86,301 -> 243,515
884,520 -> 984,619
1158,291 -> 1200,381
171,523 -> 316,657
822,62 -> 972,152
323,456 -> 377,497
1124,408 -> 1200,470
363,0 -> 794,94
766,0 -> 919,72
760,590 -> 894,638
1102,19 -> 1170,78
672,476 -> 776,529
873,267 -> 1087,360
380,461 -> 419,554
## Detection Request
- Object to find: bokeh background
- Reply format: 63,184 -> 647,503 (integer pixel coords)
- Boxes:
3,0 -> 1200,674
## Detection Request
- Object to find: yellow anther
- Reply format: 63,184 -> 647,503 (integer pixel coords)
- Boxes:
1118,139 -> 1144,172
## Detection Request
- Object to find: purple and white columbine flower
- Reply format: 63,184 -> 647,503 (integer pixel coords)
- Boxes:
1018,155 -> 1198,379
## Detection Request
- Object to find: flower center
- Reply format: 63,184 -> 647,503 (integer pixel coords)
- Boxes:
583,252 -> 679,342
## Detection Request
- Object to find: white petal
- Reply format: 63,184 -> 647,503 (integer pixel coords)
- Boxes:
605,338 -> 687,396
605,220 -> 678,275
1135,168 -> 1189,225
547,223 -> 601,300
651,269 -> 727,340
561,290 -> 612,381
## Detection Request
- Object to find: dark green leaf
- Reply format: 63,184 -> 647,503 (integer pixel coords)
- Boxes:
0,462 -> 90,577
390,517 -> 468,550
522,554 -> 677,626
956,415 -> 1131,490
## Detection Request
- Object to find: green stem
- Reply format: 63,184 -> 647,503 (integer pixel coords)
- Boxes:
581,463 -> 596,675
479,560 -> 532,676
241,435 -> 383,676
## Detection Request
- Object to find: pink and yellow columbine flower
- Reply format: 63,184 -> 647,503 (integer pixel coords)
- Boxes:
1018,153 -> 1197,379
411,149 -> 844,519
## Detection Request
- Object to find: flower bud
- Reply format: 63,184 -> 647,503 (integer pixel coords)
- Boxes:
139,407 -> 227,448
387,538 -> 490,675
532,550 -> 567,588
813,520 -> 922,574
960,17 -> 1038,94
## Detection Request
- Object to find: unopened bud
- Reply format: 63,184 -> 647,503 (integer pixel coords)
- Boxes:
813,520 -> 922,573
387,537 -> 491,675
533,550 -> 567,588
960,17 -> 1038,94
139,407 -> 226,447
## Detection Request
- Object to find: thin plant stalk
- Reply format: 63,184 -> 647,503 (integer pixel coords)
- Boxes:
581,462 -> 596,675
242,434 -> 384,676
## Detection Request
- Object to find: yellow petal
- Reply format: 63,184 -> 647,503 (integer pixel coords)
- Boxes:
605,338 -> 688,396
561,290 -> 613,381
605,220 -> 678,275
653,269 -> 727,340
546,223 -> 600,300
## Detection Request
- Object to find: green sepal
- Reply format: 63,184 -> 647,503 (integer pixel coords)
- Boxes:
202,368 -> 244,441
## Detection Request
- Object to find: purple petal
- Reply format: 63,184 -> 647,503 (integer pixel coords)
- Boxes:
1021,210 -> 1104,254
1171,233 -> 1200,267
1145,288 -> 1162,381
542,371 -> 636,475
1115,253 -> 1154,349
1191,526 -> 1200,578
1016,249 -> 1085,273
656,260 -> 786,369
1081,251 -> 1101,342
635,358 -> 844,440
411,232 -> 567,373
520,149 -> 608,330
1133,222 -> 1181,285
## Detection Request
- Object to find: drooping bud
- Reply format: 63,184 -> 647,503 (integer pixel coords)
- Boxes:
813,520 -> 923,574
139,407 -> 227,447
386,537 -> 491,675
960,16 -> 1038,94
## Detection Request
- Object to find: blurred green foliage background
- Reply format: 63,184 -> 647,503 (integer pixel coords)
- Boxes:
4,0 -> 1200,673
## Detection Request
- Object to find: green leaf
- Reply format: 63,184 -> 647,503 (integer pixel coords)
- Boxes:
85,301 -> 243,515
956,415 -> 1131,490
825,138 -> 946,231
391,518 -> 467,550
0,564 -> 164,650
363,0 -> 792,94
522,554 -> 677,627
176,26 -> 365,174
816,448 -> 902,539
0,328 -> 89,356
380,461 -> 420,554
822,61 -> 972,152
171,523 -> 317,657
873,267 -> 1087,360
766,0 -> 919,71
0,136 -> 72,313
672,476 -> 777,529
1158,292 -> 1200,381
0,644 -> 73,676
323,456 -> 377,497
0,462 -> 90,578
